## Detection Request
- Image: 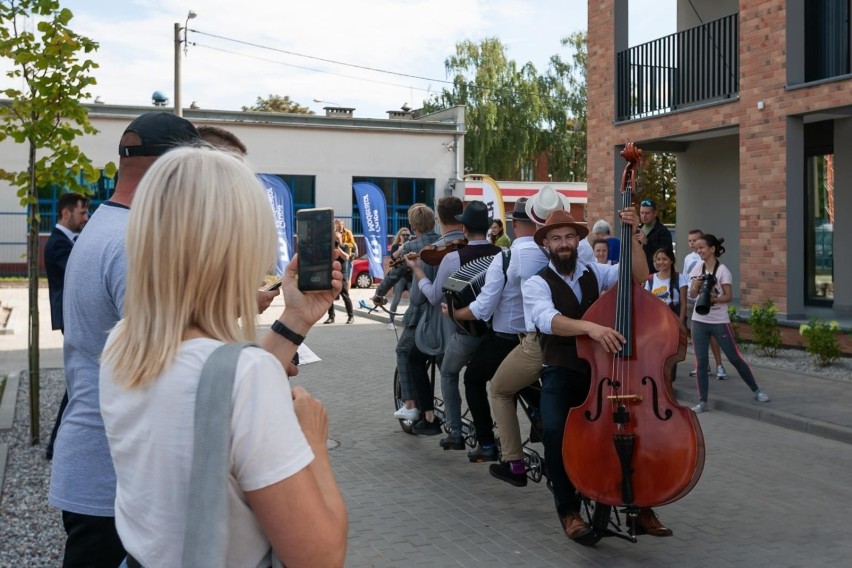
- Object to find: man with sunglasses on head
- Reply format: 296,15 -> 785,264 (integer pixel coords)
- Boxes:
636,199 -> 673,273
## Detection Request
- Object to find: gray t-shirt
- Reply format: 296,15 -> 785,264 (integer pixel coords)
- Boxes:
49,202 -> 129,516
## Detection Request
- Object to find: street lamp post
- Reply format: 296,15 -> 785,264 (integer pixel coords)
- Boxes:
174,10 -> 197,117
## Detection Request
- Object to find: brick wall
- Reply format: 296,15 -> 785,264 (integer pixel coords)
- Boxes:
587,0 -> 852,313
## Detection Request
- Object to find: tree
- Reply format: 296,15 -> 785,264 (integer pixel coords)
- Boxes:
242,94 -> 314,114
539,32 -> 587,182
636,151 -> 677,224
426,38 -> 546,180
0,0 -> 108,444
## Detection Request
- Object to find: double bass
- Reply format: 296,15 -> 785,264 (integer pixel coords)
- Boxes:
563,143 -> 705,509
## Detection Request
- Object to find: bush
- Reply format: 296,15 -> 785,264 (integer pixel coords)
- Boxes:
799,319 -> 843,367
728,305 -> 743,345
749,299 -> 781,357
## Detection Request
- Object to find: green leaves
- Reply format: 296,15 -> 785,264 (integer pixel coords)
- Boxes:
427,34 -> 588,181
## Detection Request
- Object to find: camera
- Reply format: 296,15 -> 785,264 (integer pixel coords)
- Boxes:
694,273 -> 717,315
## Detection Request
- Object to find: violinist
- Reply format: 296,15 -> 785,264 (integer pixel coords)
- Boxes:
406,200 -> 499,447
371,204 -> 440,421
522,207 -> 673,542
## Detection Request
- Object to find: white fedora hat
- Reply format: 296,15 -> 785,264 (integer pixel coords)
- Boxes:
525,185 -> 571,226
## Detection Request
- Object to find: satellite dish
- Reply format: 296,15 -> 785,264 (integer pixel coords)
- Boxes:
152,90 -> 169,106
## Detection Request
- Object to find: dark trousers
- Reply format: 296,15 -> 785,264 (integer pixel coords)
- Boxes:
61,511 -> 126,568
540,365 -> 591,517
408,343 -> 438,413
463,332 -> 519,446
327,279 -> 353,319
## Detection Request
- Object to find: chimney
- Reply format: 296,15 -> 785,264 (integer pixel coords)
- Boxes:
324,106 -> 355,118
387,110 -> 413,120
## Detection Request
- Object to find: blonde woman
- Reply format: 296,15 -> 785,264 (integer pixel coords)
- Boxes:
100,147 -> 347,568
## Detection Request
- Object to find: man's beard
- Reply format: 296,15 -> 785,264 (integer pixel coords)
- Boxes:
551,246 -> 577,276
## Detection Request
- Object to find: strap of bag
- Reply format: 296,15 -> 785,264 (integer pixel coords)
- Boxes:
182,341 -> 257,568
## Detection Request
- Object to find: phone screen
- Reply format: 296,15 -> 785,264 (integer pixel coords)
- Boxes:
297,208 -> 335,291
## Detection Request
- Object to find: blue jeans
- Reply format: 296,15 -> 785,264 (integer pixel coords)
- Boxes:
540,365 -> 591,516
691,320 -> 760,402
440,332 -> 484,436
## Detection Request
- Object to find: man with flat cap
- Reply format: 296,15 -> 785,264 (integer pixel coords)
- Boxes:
522,206 -> 673,543
406,200 -> 500,451
49,112 -> 200,567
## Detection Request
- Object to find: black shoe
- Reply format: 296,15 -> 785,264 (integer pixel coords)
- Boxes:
412,417 -> 442,436
322,317 -> 335,324
346,316 -> 354,324
489,461 -> 527,487
439,434 -> 465,450
468,444 -> 499,463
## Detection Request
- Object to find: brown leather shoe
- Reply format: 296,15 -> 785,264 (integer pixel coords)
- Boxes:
560,512 -> 591,540
633,508 -> 673,537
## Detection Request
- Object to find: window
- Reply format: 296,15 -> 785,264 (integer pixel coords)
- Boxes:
272,174 -> 315,212
37,169 -> 116,233
804,0 -> 850,82
805,154 -> 834,304
351,176 -> 435,234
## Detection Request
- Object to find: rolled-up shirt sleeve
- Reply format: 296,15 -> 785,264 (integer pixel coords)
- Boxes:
468,255 -> 503,322
522,275 -> 559,334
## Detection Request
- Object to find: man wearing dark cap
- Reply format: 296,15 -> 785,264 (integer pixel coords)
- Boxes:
49,112 -> 200,567
449,198 -> 542,464
521,206 -> 672,543
406,200 -> 500,450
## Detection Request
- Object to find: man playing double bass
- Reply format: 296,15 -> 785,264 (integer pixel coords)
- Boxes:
522,207 -> 673,542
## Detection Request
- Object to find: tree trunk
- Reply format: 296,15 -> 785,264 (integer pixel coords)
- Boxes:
28,140 -> 40,446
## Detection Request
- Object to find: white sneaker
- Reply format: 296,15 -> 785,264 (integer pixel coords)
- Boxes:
691,402 -> 707,413
393,406 -> 419,421
716,365 -> 728,380
387,322 -> 396,330
754,389 -> 770,403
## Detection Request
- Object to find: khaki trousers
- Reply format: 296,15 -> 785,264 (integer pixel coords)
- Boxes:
490,333 -> 543,462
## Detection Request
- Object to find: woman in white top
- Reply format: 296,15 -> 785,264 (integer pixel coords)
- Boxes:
646,247 -> 688,381
687,234 -> 770,413
100,147 -> 348,567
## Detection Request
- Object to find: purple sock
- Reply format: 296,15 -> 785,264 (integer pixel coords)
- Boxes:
509,460 -> 526,475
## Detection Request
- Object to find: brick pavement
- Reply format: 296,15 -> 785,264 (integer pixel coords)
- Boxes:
2,286 -> 852,566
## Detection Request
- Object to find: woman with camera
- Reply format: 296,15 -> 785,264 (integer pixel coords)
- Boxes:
687,234 -> 770,413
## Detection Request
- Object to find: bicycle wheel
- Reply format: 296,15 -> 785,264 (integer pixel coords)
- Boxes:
393,368 -> 416,434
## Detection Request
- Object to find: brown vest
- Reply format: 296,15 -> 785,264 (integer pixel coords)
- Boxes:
538,266 -> 600,370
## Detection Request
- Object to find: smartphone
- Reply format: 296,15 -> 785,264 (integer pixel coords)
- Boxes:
264,279 -> 282,292
296,208 -> 335,292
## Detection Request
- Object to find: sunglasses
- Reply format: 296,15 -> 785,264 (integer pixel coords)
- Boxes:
640,200 -> 655,207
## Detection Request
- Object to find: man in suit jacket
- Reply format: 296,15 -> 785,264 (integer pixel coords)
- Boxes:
44,192 -> 89,462
44,192 -> 90,331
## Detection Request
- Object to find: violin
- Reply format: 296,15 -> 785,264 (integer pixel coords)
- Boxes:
388,239 -> 467,267
562,143 -> 705,508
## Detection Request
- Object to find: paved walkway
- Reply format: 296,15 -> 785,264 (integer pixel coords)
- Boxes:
2,284 -> 852,566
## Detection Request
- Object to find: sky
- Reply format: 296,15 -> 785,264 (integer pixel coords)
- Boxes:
2,0 -> 674,119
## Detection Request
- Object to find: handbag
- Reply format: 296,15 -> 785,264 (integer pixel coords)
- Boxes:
182,342 -> 285,568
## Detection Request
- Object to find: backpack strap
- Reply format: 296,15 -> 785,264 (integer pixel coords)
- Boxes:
183,342 -> 258,568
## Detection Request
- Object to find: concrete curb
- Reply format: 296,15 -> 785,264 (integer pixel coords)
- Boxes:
0,372 -> 19,431
674,384 -> 852,445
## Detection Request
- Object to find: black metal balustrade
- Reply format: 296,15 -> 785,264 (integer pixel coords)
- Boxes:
616,13 -> 739,121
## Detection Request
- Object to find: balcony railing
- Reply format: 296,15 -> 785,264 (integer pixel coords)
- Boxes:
616,13 -> 739,122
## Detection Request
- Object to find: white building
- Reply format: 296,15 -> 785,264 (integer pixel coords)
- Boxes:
0,102 -> 465,273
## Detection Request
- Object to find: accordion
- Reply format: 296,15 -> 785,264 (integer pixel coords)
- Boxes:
442,255 -> 495,336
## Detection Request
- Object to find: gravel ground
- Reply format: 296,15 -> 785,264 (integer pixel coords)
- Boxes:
0,346 -> 848,565
0,368 -> 65,566
734,345 -> 852,381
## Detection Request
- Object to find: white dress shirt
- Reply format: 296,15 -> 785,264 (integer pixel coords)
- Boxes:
522,259 -> 620,335
417,238 -> 491,306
